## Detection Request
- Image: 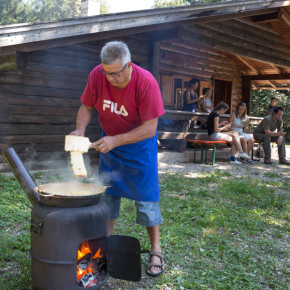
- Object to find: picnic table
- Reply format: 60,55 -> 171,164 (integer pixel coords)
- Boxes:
158,110 -> 263,152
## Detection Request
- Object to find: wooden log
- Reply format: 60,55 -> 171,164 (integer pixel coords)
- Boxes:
0,94 -> 81,107
227,19 -> 286,44
200,21 -> 290,54
0,123 -> 100,135
236,17 -> 280,35
0,104 -> 79,116
185,25 -> 290,62
0,114 -> 77,124
161,51 -> 242,78
26,61 -> 92,79
151,40 -> 160,80
0,72 -> 87,91
243,73 -> 290,80
27,50 -> 100,69
179,28 -> 290,68
159,62 -> 242,82
0,133 -> 102,144
160,46 -> 240,73
0,84 -> 82,98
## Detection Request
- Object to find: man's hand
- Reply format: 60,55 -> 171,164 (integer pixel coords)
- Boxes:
69,129 -> 85,137
90,136 -> 117,154
278,132 -> 287,137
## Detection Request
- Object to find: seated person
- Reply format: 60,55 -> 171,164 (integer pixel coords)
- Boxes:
199,88 -> 213,113
253,107 -> 288,165
229,102 -> 255,163
207,102 -> 251,165
268,97 -> 278,115
182,78 -> 199,112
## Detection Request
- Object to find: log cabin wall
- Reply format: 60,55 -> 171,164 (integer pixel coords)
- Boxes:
158,37 -> 243,112
0,35 -> 151,172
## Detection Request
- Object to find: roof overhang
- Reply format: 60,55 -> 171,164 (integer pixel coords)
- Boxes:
0,0 -> 289,56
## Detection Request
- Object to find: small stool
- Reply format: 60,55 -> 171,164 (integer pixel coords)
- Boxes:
187,140 -> 230,165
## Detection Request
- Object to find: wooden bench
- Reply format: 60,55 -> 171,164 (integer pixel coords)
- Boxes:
158,110 -> 264,153
187,140 -> 231,165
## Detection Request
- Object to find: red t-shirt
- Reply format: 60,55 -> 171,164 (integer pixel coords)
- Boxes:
81,63 -> 165,136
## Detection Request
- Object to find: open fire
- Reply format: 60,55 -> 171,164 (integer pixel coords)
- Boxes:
77,241 -> 107,288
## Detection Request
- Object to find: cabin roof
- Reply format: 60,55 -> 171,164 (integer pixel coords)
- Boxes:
0,0 -> 289,89
0,0 -> 288,53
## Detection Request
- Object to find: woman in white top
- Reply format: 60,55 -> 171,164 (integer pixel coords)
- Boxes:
229,102 -> 255,163
199,88 -> 213,113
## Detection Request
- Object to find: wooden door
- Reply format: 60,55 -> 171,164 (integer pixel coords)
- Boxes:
161,75 -> 174,108
213,78 -> 232,113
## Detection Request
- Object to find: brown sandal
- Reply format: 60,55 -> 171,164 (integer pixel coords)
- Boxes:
146,251 -> 166,277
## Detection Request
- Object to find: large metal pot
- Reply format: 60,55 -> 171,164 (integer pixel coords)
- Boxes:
2,147 -> 107,208
35,182 -> 108,207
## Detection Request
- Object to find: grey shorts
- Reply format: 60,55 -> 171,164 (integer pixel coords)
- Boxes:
100,194 -> 163,227
208,132 -> 222,141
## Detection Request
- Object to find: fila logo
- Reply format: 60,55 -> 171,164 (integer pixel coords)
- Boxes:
103,100 -> 128,116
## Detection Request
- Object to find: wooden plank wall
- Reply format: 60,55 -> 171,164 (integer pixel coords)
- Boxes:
0,35 -> 150,172
159,35 -> 243,110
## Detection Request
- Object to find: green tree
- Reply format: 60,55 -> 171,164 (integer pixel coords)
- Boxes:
100,0 -> 110,14
154,0 -> 187,8
153,0 -> 231,8
0,0 -> 29,25
27,0 -> 81,22
0,0 -> 110,25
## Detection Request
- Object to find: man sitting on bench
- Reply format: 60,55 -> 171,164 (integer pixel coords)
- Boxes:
253,107 -> 289,165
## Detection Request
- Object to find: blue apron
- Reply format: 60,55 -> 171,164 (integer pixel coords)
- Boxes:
98,132 -> 159,202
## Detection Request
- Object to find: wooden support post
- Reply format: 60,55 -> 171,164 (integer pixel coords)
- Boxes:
151,40 -> 160,81
242,76 -> 252,113
16,52 -> 27,68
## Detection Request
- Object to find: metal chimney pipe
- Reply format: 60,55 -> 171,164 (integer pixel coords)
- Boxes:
2,148 -> 39,205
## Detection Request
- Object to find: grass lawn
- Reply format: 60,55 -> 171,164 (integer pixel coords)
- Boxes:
0,163 -> 289,289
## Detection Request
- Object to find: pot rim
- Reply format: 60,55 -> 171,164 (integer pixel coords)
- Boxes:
35,182 -> 108,200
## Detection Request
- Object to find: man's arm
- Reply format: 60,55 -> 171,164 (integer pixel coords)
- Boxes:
264,129 -> 286,137
185,91 -> 198,104
91,118 -> 158,153
70,104 -> 94,136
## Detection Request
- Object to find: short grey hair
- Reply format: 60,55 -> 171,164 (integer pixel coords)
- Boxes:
100,41 -> 131,66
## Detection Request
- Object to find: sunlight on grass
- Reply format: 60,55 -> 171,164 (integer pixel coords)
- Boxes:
1,167 -> 289,289
264,217 -> 287,226
202,227 -> 217,236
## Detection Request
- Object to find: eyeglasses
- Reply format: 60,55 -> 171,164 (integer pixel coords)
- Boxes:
100,62 -> 130,78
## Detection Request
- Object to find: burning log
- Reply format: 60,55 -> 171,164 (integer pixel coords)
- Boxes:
91,257 -> 106,274
77,253 -> 92,271
78,272 -> 99,288
77,243 -> 107,288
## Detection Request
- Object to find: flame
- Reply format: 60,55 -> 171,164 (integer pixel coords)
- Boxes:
93,248 -> 102,259
77,241 -> 103,282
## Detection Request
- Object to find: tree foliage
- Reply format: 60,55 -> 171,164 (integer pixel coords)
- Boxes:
153,0 -> 231,8
251,90 -> 290,141
0,0 -> 28,25
0,0 -> 110,25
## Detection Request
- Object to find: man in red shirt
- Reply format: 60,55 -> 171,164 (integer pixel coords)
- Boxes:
70,41 -> 165,276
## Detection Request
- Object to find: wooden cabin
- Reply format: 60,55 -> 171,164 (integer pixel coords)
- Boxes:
0,0 -> 289,171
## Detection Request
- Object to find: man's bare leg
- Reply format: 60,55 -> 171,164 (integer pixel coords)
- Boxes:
108,219 -> 115,235
146,225 -> 163,274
